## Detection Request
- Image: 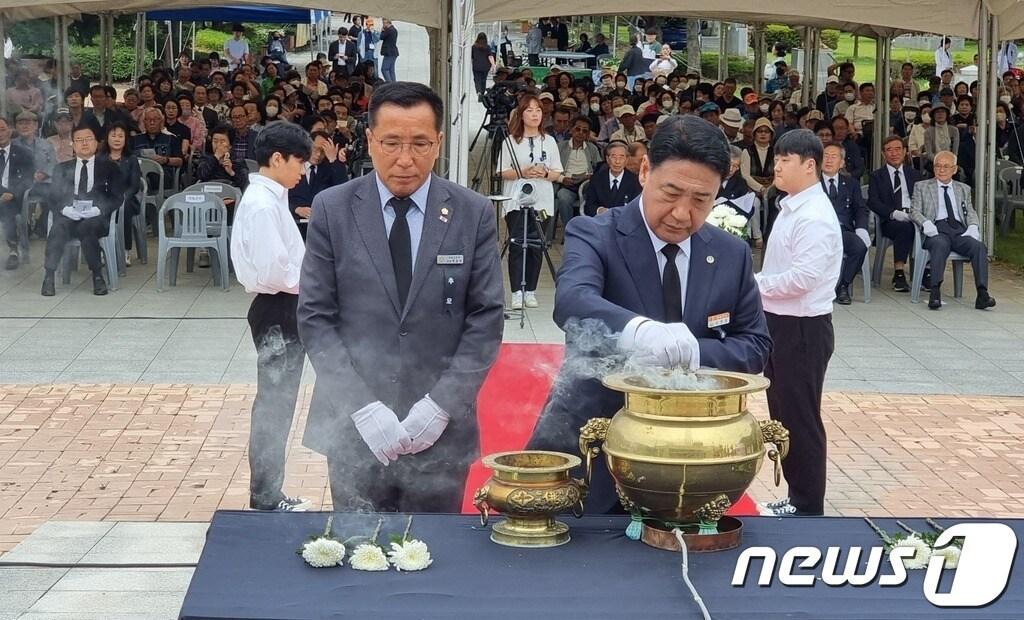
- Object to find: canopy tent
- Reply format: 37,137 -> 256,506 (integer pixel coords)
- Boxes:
146,7 -> 329,23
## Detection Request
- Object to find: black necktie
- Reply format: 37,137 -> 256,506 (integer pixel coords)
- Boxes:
0,149 -> 7,185
828,178 -> 838,202
78,160 -> 89,195
893,169 -> 902,208
388,197 -> 413,308
611,178 -> 619,194
661,244 -> 683,323
943,185 -> 959,227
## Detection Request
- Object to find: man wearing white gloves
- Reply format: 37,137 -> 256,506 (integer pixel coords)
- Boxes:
528,115 -> 772,514
820,143 -> 870,305
298,83 -> 504,513
911,150 -> 995,311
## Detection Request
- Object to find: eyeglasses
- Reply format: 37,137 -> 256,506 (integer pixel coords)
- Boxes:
375,138 -> 435,156
934,164 -> 957,170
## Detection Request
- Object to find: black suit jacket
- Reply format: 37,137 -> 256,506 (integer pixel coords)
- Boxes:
0,143 -> 35,206
83,108 -> 127,141
50,158 -> 122,219
868,164 -> 921,221
380,26 -> 399,57
584,169 -> 641,215
288,160 -> 349,215
527,200 -> 772,513
329,39 -> 358,74
822,172 -> 868,231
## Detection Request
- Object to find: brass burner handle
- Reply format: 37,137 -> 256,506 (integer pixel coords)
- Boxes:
473,485 -> 490,526
759,420 -> 790,487
578,418 -> 611,489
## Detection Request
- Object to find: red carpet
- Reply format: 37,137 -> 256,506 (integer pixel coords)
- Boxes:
462,343 -> 758,517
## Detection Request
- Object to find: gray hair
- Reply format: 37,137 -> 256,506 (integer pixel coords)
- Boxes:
728,145 -> 743,161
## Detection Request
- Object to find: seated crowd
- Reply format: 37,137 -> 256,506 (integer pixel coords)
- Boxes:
489,31 -> 1001,310
0,20 -> 385,296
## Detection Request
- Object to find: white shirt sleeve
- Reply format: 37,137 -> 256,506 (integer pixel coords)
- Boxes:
755,217 -> 841,300
235,208 -> 302,294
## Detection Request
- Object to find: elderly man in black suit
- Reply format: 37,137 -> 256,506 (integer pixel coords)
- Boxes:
298,82 -> 504,513
288,130 -> 349,238
583,141 -> 641,216
868,135 -> 921,292
0,117 -> 36,271
528,115 -> 772,514
821,142 -> 870,305
41,125 -> 122,296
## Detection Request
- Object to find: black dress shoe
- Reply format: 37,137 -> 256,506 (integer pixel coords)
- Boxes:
892,271 -> 910,292
835,285 -> 852,305
41,272 -> 55,297
976,289 -> 997,310
4,253 -> 18,270
92,274 -> 108,296
928,285 -> 942,310
922,269 -> 932,290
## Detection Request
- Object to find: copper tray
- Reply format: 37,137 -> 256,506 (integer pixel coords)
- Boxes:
640,517 -> 743,552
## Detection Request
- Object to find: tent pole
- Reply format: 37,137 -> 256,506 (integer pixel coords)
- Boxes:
975,5 -> 989,248
718,22 -> 727,80
53,17 -> 66,97
99,14 -> 107,85
752,23 -> 764,92
613,16 -> 618,57
134,14 -> 146,84
987,12 -> 999,253
871,35 -> 887,172
61,17 -> 71,90
687,18 -> 700,77
802,28 -> 813,107
0,13 -> 7,121
108,14 -> 116,83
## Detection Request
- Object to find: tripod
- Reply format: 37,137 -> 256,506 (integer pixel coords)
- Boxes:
500,205 -> 558,329
470,109 -> 510,195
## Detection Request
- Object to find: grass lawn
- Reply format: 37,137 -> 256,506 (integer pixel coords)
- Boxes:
994,221 -> 1024,268
830,33 -> 978,85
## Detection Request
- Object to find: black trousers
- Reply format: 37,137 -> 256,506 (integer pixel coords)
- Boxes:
0,200 -> 20,252
473,69 -> 488,96
528,53 -> 540,66
247,292 -> 305,509
880,218 -> 915,264
839,230 -> 868,287
505,209 -> 542,293
327,454 -> 470,513
764,312 -> 834,515
924,220 -> 989,290
44,213 -> 110,273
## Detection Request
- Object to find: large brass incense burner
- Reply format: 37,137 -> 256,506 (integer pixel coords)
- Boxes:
581,370 -> 788,549
473,451 -> 585,548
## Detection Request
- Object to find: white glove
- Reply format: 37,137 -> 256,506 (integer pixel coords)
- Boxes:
855,228 -> 871,248
81,206 -> 101,219
891,209 -> 910,222
962,224 -> 980,241
61,206 -> 83,221
350,402 -> 413,466
665,323 -> 701,371
619,319 -> 682,368
922,220 -> 939,237
401,395 -> 451,454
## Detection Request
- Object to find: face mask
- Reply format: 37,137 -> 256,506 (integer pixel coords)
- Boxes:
590,103 -> 600,113
844,93 -> 856,102
266,106 -> 279,117
181,108 -> 191,117
921,113 -> 931,123
616,81 -> 626,88
1001,95 -> 1012,103
904,112 -> 916,122
997,112 -> 1007,122
759,104 -> 770,114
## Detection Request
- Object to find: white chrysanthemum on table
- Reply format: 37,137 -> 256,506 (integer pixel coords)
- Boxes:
930,544 -> 961,569
388,539 -> 433,571
351,544 -> 390,571
706,204 -> 748,239
892,535 -> 931,570
301,538 -> 346,568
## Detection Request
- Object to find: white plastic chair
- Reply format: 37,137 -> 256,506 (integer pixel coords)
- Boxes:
909,224 -> 968,303
131,177 -> 149,265
997,165 -> 1024,236
184,181 -> 242,272
156,192 -> 230,291
49,202 -> 126,291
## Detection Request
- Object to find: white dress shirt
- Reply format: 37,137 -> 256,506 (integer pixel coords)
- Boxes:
609,170 -> 624,189
376,172 -> 430,270
934,47 -> 953,76
887,164 -> 912,211
935,181 -> 961,223
231,173 -> 305,295
74,156 -> 95,193
756,182 -> 842,316
0,145 -> 9,188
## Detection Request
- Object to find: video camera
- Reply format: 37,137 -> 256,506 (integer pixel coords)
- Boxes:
481,80 -> 529,122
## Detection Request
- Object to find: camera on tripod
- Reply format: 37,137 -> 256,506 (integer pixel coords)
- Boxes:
481,80 -> 528,123
515,181 -> 536,208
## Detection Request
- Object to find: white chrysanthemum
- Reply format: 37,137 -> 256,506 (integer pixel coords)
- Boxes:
388,539 -> 433,571
931,544 -> 961,569
726,214 -> 749,229
301,537 -> 345,568
892,536 -> 931,570
710,205 -> 735,219
350,544 -> 390,571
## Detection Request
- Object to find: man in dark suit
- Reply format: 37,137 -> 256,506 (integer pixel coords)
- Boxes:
0,117 -> 36,271
83,84 -> 126,142
584,141 -> 641,216
868,135 -> 921,292
288,130 -> 349,238
297,82 -> 504,513
821,143 -> 870,305
41,125 -> 122,296
328,27 -> 357,77
379,19 -> 399,82
527,116 -> 773,514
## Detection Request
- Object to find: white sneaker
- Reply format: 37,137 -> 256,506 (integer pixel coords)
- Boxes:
524,291 -> 539,308
510,291 -> 523,309
124,252 -> 132,267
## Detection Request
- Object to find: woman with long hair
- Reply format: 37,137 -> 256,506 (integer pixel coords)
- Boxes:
497,94 -> 563,309
471,32 -> 496,97
100,122 -> 143,264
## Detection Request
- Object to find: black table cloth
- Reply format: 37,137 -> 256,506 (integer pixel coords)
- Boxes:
179,511 -> 1024,619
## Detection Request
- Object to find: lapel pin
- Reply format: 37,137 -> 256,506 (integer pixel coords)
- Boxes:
707,255 -> 715,264
439,207 -> 450,223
